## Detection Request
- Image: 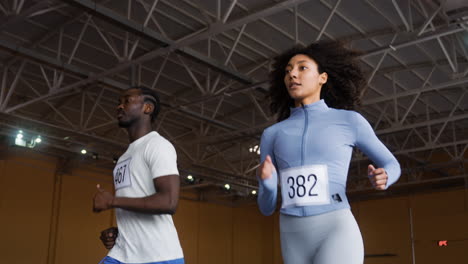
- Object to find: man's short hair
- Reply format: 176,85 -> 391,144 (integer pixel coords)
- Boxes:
128,86 -> 161,122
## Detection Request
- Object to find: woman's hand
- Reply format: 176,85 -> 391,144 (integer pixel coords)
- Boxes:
257,155 -> 276,180
368,164 -> 388,190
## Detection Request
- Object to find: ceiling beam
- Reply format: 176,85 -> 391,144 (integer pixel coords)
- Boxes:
362,77 -> 468,105
63,0 -> 254,85
377,113 -> 468,135
0,39 -> 245,132
362,24 -> 467,58
3,0 -> 308,116
0,1 -> 50,32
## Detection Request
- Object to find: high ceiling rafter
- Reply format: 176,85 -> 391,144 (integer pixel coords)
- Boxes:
0,0 -> 467,202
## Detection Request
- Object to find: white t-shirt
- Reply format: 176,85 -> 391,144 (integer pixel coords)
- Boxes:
108,131 -> 184,263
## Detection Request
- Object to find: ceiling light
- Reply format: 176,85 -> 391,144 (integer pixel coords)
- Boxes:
14,130 -> 26,147
16,130 -> 23,139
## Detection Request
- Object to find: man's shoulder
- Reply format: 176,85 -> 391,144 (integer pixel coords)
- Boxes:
143,131 -> 176,150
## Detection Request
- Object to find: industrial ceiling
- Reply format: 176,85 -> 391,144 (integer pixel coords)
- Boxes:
0,0 -> 467,204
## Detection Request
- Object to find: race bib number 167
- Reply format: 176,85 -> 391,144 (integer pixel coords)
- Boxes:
280,164 -> 330,208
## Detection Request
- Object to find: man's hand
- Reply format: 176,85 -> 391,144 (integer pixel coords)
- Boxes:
93,184 -> 114,213
100,227 -> 118,250
368,164 -> 388,190
257,155 -> 276,180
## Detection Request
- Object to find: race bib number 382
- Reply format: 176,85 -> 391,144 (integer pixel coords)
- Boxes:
113,158 -> 132,190
280,164 -> 330,208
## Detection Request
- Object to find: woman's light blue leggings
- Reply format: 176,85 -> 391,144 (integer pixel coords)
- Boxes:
280,209 -> 364,264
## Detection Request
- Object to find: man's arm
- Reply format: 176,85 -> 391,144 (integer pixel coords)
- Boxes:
93,174 -> 180,214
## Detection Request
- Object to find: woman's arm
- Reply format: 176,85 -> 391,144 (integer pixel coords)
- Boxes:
257,129 -> 279,216
354,112 -> 401,189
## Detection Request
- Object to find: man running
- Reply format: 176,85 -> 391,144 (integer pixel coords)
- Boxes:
93,86 -> 184,264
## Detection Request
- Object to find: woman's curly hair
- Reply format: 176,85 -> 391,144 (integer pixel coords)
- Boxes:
269,41 -> 366,122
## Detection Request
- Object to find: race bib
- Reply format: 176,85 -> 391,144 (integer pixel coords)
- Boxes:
113,158 -> 132,190
280,164 -> 330,208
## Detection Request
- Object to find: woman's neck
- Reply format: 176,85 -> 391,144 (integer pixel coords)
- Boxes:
294,94 -> 321,107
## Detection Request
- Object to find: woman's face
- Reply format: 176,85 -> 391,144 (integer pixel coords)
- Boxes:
284,54 -> 328,107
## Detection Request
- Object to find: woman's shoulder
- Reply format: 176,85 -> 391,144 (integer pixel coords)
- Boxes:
262,118 -> 294,136
263,121 -> 282,134
326,107 -> 363,121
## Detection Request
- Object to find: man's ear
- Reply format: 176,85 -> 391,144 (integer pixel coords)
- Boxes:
143,102 -> 154,115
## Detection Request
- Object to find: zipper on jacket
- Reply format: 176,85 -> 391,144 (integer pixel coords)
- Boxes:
301,103 -> 308,166
301,103 -> 308,216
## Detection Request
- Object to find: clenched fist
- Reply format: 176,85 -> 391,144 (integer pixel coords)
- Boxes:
257,155 -> 276,180
100,227 -> 118,249
93,184 -> 114,212
368,164 -> 388,190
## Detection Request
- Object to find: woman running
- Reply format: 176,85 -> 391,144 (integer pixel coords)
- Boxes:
257,41 -> 401,264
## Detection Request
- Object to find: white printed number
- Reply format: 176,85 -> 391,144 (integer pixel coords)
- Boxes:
113,158 -> 132,189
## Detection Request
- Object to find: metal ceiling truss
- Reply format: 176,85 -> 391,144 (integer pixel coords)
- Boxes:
0,0 -> 467,203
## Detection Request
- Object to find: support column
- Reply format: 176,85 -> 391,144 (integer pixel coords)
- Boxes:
46,158 -> 70,264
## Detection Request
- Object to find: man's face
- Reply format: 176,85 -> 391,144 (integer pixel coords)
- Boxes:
116,89 -> 145,128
